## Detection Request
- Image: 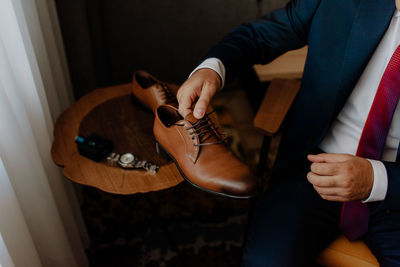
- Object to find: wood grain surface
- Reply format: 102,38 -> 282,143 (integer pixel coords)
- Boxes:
51,83 -> 183,195
253,46 -> 307,82
253,79 -> 301,137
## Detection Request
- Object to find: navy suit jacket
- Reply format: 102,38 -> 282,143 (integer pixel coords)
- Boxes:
206,0 -> 399,211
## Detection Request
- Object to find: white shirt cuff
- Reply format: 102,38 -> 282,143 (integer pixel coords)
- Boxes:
362,159 -> 388,202
189,58 -> 226,89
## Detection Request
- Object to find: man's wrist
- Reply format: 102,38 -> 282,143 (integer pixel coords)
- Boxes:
189,58 -> 226,89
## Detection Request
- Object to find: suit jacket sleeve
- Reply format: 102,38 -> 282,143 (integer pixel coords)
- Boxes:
380,162 -> 400,210
205,0 -> 321,82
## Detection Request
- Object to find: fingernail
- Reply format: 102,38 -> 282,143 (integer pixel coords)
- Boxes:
194,109 -> 204,118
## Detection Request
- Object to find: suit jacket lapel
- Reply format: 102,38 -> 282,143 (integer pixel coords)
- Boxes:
334,0 -> 396,116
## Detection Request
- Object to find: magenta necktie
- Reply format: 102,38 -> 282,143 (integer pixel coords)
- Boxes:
340,45 -> 400,241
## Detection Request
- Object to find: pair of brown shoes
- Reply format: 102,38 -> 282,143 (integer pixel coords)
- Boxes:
132,71 -> 260,199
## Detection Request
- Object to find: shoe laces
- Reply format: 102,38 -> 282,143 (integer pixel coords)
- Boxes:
156,83 -> 177,105
176,111 -> 227,146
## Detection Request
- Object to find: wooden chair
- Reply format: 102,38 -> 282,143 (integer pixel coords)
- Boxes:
252,48 -> 379,267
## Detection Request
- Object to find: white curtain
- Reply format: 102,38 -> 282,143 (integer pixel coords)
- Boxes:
0,157 -> 41,267
0,0 -> 88,266
0,232 -> 17,267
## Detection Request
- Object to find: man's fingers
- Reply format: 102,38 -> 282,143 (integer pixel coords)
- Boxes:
310,162 -> 340,175
177,69 -> 221,118
307,154 -> 326,163
306,172 -> 338,187
309,153 -> 352,163
313,185 -> 344,196
180,107 -> 192,118
178,91 -> 194,118
193,81 -> 217,119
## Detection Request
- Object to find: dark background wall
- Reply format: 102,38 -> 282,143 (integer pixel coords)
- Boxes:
55,0 -> 288,98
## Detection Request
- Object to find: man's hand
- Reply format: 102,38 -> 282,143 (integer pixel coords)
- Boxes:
307,153 -> 374,202
177,68 -> 221,119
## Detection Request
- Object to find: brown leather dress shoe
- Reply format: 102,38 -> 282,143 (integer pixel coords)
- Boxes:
154,104 -> 260,199
132,70 -> 177,111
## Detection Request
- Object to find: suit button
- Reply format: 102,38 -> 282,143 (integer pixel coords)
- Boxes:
386,210 -> 391,214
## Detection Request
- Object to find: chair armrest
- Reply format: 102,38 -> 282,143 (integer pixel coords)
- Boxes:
253,79 -> 301,137
253,46 -> 308,82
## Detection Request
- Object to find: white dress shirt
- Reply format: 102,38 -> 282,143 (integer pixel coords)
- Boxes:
190,9 -> 400,202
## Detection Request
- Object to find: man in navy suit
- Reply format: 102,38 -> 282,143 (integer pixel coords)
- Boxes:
177,0 -> 400,266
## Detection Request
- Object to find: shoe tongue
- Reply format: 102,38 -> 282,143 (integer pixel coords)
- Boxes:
184,112 -> 199,124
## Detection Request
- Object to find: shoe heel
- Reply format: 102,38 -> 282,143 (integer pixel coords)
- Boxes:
156,141 -> 171,161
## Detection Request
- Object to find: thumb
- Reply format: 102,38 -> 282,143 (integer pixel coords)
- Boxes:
193,82 -> 217,119
308,153 -> 352,163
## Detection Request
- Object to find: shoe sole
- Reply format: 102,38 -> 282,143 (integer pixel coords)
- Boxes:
155,141 -> 256,199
